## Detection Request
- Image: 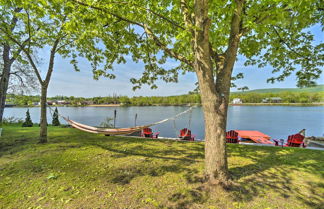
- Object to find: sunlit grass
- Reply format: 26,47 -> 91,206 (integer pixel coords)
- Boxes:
0,125 -> 323,208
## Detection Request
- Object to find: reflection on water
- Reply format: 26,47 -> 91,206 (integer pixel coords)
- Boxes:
4,106 -> 324,140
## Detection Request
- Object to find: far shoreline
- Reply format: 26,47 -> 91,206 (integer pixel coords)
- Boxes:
87,104 -> 121,107
6,103 -> 324,108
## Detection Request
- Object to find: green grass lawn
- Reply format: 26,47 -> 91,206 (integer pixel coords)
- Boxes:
0,125 -> 323,209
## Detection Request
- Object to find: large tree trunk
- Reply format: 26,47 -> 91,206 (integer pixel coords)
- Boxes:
0,9 -> 22,123
0,44 -> 12,123
193,0 -> 243,185
39,85 -> 48,143
194,0 -> 229,184
203,97 -> 229,184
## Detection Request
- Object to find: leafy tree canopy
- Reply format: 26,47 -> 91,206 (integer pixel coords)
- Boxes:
70,0 -> 323,88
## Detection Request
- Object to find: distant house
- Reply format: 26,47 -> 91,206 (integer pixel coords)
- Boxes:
270,97 -> 282,103
33,102 -> 40,106
4,102 -> 16,107
262,98 -> 269,103
84,101 -> 93,105
232,98 -> 242,104
57,100 -> 70,105
76,101 -> 92,106
262,97 -> 282,103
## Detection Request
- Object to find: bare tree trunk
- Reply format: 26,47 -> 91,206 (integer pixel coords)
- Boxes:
38,42 -> 58,143
194,0 -> 229,185
0,44 -> 12,123
39,85 -> 48,143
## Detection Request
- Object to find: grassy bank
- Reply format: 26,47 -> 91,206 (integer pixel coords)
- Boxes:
0,125 -> 323,208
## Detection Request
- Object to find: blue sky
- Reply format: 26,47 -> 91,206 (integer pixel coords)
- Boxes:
39,25 -> 323,98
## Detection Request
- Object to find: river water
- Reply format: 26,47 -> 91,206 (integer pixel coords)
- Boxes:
4,106 -> 324,140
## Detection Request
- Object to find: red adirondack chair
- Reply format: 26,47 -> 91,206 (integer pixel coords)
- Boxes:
179,128 -> 195,141
141,127 -> 159,138
226,130 -> 239,143
274,133 -> 306,147
286,133 -> 306,147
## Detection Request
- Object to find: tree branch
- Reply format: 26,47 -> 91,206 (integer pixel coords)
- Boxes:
3,7 -> 24,64
239,4 -> 290,36
131,2 -> 185,30
271,26 -> 309,60
10,71 -> 25,86
210,43 -> 225,72
72,0 -> 193,67
180,0 -> 194,32
0,26 -> 43,84
216,0 -> 244,94
9,36 -> 31,64
45,37 -> 61,84
143,24 -> 193,66
82,0 -> 185,30
72,0 -> 144,27
9,8 -> 22,32
224,0 -> 244,62
25,10 -> 32,53
45,18 -> 67,84
55,33 -> 71,53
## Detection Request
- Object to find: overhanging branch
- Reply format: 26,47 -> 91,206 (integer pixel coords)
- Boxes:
10,71 -> 25,85
271,26 -> 310,60
0,27 -> 43,84
72,0 -> 193,67
75,0 -> 185,30
143,24 -> 193,66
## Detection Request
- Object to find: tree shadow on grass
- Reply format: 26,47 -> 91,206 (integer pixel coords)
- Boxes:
86,138 -> 211,208
0,135 -> 36,157
167,186 -> 210,209
74,136 -> 322,208
93,143 -> 200,163
109,163 -> 192,185
227,145 -> 324,208
68,137 -> 202,185
163,170 -> 210,209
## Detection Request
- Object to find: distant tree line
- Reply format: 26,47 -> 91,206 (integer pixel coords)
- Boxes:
230,92 -> 324,103
6,91 -> 323,106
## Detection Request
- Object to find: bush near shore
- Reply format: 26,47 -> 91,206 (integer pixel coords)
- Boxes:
0,124 -> 323,208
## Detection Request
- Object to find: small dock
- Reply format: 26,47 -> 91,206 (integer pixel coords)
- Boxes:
4,104 -> 16,107
226,130 -> 274,144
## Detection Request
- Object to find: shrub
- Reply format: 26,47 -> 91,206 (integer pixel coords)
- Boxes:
22,109 -> 33,127
2,116 -> 24,124
100,117 -> 114,128
52,107 -> 60,126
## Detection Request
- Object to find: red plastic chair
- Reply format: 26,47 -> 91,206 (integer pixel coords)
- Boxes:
179,128 -> 195,141
226,130 -> 239,143
141,128 -> 159,138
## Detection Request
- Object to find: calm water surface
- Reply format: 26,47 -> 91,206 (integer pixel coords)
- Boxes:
4,106 -> 324,140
